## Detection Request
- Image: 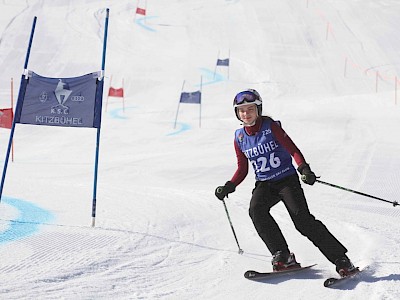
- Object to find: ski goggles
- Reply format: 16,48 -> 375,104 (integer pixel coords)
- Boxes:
233,91 -> 261,107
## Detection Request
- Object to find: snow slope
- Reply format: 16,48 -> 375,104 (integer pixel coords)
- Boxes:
0,0 -> 399,299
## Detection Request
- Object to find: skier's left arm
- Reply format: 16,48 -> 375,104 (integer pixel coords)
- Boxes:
271,122 -> 316,185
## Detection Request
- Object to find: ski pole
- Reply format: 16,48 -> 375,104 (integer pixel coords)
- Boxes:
222,198 -> 244,254
316,179 -> 399,207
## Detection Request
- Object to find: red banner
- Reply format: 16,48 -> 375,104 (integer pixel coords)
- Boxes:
108,87 -> 124,98
136,7 -> 146,15
0,108 -> 13,129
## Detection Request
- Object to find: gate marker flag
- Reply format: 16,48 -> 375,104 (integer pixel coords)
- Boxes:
108,87 -> 124,98
14,71 -> 102,128
216,58 -> 229,66
0,9 -> 110,228
0,108 -> 13,129
105,76 -> 125,112
134,0 -> 147,21
214,50 -> 230,79
179,91 -> 201,104
173,78 -> 202,129
136,7 -> 146,16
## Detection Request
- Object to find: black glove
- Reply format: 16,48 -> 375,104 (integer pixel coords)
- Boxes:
215,181 -> 236,200
297,163 -> 317,185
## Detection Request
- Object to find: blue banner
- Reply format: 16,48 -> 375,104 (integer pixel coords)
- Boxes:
180,91 -> 201,104
14,71 -> 103,128
217,58 -> 229,66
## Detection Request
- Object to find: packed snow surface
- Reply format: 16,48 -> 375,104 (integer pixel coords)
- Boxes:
0,0 -> 399,299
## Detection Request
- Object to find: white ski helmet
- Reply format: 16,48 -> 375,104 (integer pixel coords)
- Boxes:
233,89 -> 262,120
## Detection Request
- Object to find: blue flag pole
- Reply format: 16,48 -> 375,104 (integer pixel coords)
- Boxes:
213,50 -> 220,79
199,76 -> 202,128
173,80 -> 185,129
228,49 -> 230,79
91,8 -> 109,227
0,16 -> 37,203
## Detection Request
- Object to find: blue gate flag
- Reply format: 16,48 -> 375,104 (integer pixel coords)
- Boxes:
179,91 -> 201,104
217,58 -> 229,66
14,71 -> 103,128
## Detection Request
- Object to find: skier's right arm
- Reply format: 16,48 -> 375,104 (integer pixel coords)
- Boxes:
215,140 -> 248,201
230,139 -> 248,186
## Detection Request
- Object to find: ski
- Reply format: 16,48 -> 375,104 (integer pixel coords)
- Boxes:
323,267 -> 363,288
244,264 -> 317,281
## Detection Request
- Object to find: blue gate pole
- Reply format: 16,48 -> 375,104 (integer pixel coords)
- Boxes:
91,8 -> 109,227
0,16 -> 37,202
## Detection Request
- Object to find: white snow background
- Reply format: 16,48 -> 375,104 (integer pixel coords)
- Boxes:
0,0 -> 399,299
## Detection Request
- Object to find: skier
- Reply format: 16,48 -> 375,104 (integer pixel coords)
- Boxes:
215,89 -> 357,277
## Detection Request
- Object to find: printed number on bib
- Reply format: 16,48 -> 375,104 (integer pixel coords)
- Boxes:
250,152 -> 281,173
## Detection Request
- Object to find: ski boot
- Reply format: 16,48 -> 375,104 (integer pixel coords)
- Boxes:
334,256 -> 357,277
272,250 -> 301,271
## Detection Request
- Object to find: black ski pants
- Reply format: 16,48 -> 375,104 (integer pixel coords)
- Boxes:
249,174 -> 347,264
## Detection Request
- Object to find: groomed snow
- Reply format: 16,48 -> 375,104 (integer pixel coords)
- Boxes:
0,0 -> 399,299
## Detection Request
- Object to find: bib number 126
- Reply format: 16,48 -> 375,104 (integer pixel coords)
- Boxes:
250,152 -> 281,173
